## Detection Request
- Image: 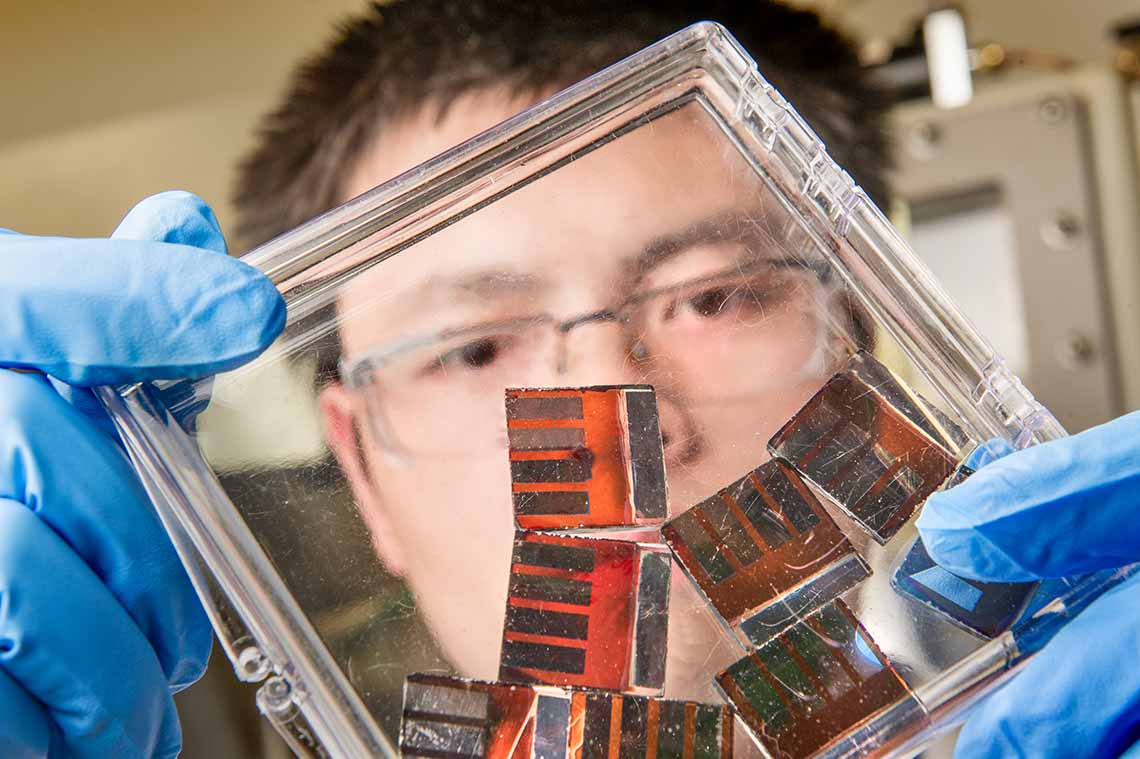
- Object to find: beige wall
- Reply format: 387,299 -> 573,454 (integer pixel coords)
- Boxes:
0,0 -> 361,241
793,0 -> 1139,65
2,1 -> 1136,243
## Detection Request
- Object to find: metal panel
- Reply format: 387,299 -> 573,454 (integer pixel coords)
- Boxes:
892,83 -> 1125,430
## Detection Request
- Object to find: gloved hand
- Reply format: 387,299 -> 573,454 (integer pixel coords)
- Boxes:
918,410 -> 1140,759
0,192 -> 285,759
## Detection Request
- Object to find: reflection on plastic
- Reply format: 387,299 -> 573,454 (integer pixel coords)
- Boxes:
400,673 -> 732,759
716,601 -> 918,758
507,387 -> 667,531
662,459 -> 870,645
843,352 -> 967,452
500,531 -> 670,694
768,352 -> 958,543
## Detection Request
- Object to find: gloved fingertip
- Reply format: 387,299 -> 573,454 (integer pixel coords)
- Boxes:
167,609 -> 213,694
112,191 -> 227,255
917,490 -> 1040,582
209,263 -> 287,370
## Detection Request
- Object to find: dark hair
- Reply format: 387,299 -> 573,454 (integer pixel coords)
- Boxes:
233,0 -> 892,249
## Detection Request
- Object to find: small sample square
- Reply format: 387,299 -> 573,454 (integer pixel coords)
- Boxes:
715,601 -> 920,757
768,352 -> 958,543
567,689 -> 732,759
891,460 -> 1036,637
500,531 -> 670,694
400,675 -> 733,759
401,673 -> 572,759
845,351 -> 967,451
662,459 -> 870,645
892,537 -> 1037,638
506,386 -> 667,531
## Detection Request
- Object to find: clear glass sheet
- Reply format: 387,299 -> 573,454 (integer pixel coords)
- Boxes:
99,22 -> 1107,758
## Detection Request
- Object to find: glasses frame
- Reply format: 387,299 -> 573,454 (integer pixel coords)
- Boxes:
339,257 -> 832,384
338,257 -> 836,459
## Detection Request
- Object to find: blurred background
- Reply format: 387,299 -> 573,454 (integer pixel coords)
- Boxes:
3,0 -> 1139,756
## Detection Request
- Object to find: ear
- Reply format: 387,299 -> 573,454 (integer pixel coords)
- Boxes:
319,382 -> 407,576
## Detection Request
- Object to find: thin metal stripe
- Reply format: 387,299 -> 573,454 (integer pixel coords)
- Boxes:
510,572 -> 593,606
645,699 -> 660,759
608,696 -> 623,759
508,395 -> 585,420
506,606 -> 590,640
509,426 -> 587,450
512,457 -> 592,483
514,540 -> 597,572
624,390 -> 667,520
514,490 -> 591,517
500,639 -> 587,674
403,681 -> 490,720
682,703 -> 695,759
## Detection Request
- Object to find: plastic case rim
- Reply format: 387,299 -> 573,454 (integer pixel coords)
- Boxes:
99,20 -> 1091,758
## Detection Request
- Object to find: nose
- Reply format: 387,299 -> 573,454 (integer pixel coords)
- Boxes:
554,317 -> 642,387
555,321 -> 703,472
656,392 -> 702,469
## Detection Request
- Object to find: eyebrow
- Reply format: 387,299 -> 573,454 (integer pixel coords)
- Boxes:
409,268 -> 549,306
627,211 -> 801,285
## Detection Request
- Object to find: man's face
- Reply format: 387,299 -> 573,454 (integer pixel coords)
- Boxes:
321,92 -> 847,699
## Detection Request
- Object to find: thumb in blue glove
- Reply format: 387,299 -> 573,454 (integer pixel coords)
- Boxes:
918,410 -> 1140,759
0,192 -> 285,759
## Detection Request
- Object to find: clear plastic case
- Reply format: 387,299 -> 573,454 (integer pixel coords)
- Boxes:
97,22 -> 1129,758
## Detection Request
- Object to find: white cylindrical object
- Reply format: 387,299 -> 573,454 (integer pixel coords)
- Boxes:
924,8 -> 974,109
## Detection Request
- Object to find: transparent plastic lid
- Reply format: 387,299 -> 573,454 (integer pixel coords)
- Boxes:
99,22 -> 1120,758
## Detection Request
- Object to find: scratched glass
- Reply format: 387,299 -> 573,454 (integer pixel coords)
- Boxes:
100,23 -> 1085,758
339,232 -> 843,459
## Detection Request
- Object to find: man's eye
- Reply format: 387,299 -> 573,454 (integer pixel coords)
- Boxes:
431,336 -> 510,372
687,287 -> 735,317
668,285 -> 754,320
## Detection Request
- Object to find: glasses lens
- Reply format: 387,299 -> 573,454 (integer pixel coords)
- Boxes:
630,263 -> 840,402
353,262 -> 841,457
360,318 -> 558,455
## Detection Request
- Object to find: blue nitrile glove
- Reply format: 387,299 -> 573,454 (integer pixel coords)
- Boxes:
917,410 -> 1140,759
0,192 -> 285,759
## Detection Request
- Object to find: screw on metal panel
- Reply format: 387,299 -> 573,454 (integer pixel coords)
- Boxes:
1038,97 -> 1068,124
1041,211 -> 1083,249
907,120 -> 943,159
237,646 -> 271,682
1057,334 -> 1097,369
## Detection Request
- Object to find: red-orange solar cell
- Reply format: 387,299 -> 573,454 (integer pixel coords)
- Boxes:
768,353 -> 958,543
716,601 -> 927,757
506,386 -> 666,531
662,459 -> 869,645
499,531 -> 669,694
